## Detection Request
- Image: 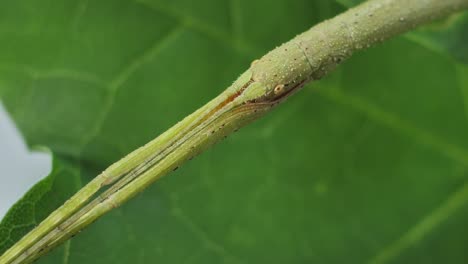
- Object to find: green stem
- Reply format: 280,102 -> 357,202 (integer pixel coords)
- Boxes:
2,0 -> 468,263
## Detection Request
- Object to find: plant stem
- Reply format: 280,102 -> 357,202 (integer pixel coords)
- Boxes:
2,0 -> 468,263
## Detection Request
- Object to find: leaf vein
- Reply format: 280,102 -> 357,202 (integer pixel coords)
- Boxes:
79,25 -> 185,153
368,180 -> 468,264
229,0 -> 243,40
317,87 -> 468,166
455,65 -> 468,124
134,0 -> 259,57
62,240 -> 71,264
0,64 -> 105,86
169,194 -> 246,264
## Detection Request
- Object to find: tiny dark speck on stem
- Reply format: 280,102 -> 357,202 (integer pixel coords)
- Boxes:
173,167 -> 179,171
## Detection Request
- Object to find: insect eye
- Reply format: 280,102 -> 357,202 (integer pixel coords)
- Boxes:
273,84 -> 285,95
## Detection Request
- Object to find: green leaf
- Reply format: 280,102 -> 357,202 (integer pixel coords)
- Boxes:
405,13 -> 468,64
1,0 -> 468,263
0,156 -> 80,255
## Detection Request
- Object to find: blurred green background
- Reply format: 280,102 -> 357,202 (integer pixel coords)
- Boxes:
1,0 -> 468,263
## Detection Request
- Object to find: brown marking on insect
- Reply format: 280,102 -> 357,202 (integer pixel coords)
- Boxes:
101,171 -> 115,186
98,195 -> 107,204
108,199 -> 119,209
197,78 -> 254,126
244,79 -> 303,106
56,225 -> 64,232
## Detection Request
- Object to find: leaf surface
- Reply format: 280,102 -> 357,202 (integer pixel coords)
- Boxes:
1,0 -> 468,263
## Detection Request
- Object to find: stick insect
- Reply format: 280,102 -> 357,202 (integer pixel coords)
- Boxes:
4,52 -> 313,263
1,0 -> 467,262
